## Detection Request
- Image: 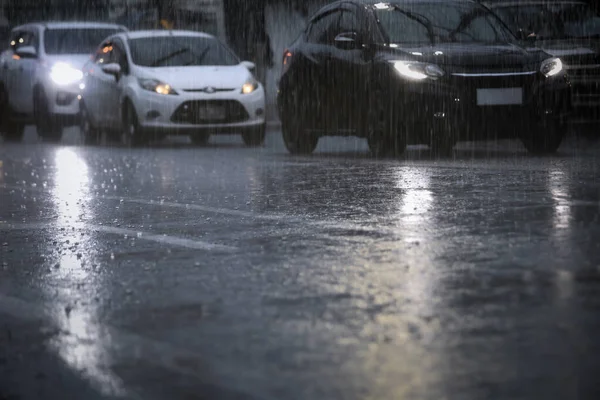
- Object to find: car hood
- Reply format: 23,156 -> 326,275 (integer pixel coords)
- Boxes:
528,39 -> 600,66
45,54 -> 93,70
136,64 -> 254,90
385,43 -> 547,71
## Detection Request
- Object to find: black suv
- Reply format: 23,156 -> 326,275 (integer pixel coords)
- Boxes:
484,0 -> 600,125
277,0 -> 571,156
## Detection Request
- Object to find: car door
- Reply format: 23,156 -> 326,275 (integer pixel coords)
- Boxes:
5,29 -> 38,113
14,28 -> 39,114
303,9 -> 342,130
106,38 -> 130,130
1,30 -> 22,111
84,40 -> 121,129
328,4 -> 374,132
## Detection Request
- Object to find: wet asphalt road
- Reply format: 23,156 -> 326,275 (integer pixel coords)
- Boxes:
1,127 -> 600,400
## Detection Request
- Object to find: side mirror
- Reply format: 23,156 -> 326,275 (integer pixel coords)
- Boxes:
101,63 -> 121,79
241,60 -> 256,72
334,32 -> 360,50
15,45 -> 36,58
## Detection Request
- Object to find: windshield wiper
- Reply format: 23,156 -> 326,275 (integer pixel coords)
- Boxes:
151,47 -> 191,67
392,8 -> 436,45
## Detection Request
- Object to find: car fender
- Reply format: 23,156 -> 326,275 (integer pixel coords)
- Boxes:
120,78 -> 142,120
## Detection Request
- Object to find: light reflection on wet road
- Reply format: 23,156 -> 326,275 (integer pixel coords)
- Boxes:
1,128 -> 600,399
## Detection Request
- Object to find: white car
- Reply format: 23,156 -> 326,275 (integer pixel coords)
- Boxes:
0,22 -> 127,142
79,30 -> 267,147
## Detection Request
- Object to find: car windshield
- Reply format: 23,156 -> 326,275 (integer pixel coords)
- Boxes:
493,3 -> 600,40
374,2 -> 513,44
44,28 -> 123,55
128,36 -> 239,67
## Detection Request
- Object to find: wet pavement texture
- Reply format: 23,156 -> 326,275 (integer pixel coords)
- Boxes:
1,127 -> 600,400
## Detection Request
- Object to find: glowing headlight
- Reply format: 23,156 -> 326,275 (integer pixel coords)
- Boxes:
241,79 -> 258,94
50,62 -> 83,85
390,61 -> 445,80
138,78 -> 177,95
540,57 -> 563,77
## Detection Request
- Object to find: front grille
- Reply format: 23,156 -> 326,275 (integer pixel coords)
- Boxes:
171,100 -> 249,124
182,88 -> 236,93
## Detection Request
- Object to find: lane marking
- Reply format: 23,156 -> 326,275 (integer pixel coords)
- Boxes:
2,183 -> 598,238
0,293 -> 263,400
0,183 -> 387,234
0,221 -> 237,252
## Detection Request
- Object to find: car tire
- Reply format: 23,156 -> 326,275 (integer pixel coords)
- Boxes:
281,111 -> 318,155
521,116 -> 565,155
121,101 -> 145,147
367,89 -> 406,158
0,89 -> 25,142
34,89 -> 63,143
241,124 -> 266,147
80,103 -> 101,146
190,132 -> 210,146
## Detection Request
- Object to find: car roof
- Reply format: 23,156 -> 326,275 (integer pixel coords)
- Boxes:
355,0 -> 479,4
13,21 -> 126,31
119,30 -> 215,40
483,0 -> 586,6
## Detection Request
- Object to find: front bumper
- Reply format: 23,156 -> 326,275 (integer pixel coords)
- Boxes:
45,79 -> 83,124
132,85 -> 266,136
393,71 -> 571,143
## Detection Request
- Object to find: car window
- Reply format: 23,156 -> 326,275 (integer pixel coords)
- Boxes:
339,10 -> 360,34
44,28 -> 124,55
493,6 -> 563,38
127,36 -> 239,67
376,9 -> 432,44
307,11 -> 342,44
493,3 -> 600,39
10,30 -> 37,51
374,2 -> 512,44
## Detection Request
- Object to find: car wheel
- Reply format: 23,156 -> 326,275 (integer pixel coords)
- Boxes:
34,89 -> 62,143
281,112 -> 318,155
190,132 -> 210,146
521,116 -> 565,155
367,88 -> 406,158
0,89 -> 24,142
80,103 -> 100,146
121,102 -> 145,147
241,124 -> 266,147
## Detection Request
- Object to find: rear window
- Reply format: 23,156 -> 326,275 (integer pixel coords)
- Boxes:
44,28 -> 124,55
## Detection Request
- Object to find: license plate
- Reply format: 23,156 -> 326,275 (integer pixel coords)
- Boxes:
476,88 -> 523,106
197,106 -> 226,120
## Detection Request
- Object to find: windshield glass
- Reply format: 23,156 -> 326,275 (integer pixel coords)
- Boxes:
375,2 -> 513,44
44,28 -> 123,55
128,36 -> 239,67
494,3 -> 600,39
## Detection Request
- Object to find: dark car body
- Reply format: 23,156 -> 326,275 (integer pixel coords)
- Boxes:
277,0 -> 571,156
483,0 -> 600,124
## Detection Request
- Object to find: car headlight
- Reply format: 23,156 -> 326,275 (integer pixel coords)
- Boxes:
540,57 -> 563,77
390,61 -> 445,80
138,78 -> 178,95
241,78 -> 258,94
50,62 -> 83,85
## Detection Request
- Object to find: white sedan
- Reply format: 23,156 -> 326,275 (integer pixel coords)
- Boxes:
79,30 -> 266,146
